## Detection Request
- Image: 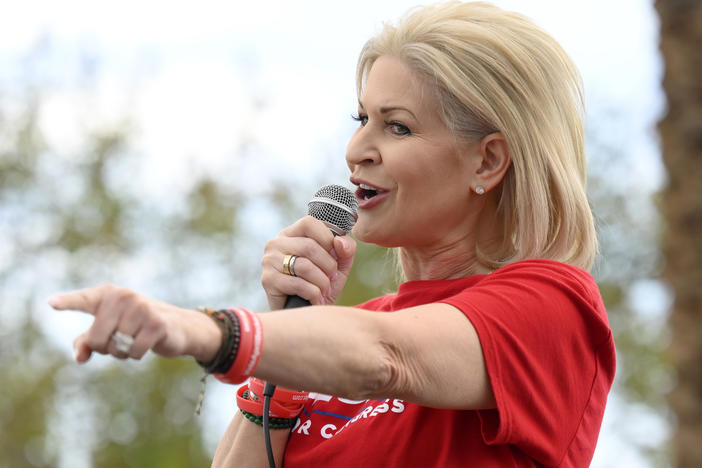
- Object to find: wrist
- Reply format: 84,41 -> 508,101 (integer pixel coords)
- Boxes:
183,308 -> 223,362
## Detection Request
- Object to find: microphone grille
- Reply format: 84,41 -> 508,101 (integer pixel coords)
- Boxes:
308,184 -> 358,235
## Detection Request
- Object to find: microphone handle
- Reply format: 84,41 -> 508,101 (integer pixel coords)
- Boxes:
284,294 -> 311,308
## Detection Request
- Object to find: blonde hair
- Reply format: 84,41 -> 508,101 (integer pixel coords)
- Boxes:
357,1 -> 597,271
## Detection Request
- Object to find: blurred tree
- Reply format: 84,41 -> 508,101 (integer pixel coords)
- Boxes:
0,96 -> 60,468
0,304 -> 66,467
338,242 -> 397,306
656,1 -> 702,466
0,95 -> 215,466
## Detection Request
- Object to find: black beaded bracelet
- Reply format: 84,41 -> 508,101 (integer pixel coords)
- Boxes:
196,308 -> 241,374
218,308 -> 241,372
194,308 -> 242,416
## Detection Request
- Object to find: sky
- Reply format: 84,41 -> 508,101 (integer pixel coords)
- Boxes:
0,0 -> 664,198
0,0 -> 666,466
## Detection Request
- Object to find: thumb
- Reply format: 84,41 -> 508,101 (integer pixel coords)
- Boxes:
334,235 -> 357,276
73,333 -> 93,364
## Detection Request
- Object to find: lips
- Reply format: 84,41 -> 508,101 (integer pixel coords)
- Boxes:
350,179 -> 390,209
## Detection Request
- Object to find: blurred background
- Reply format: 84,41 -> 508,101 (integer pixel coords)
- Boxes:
0,0 -> 691,466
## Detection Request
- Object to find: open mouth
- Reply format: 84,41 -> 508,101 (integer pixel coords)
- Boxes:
357,183 -> 384,200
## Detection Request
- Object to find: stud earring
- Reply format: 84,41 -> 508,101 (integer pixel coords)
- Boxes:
475,186 -> 485,195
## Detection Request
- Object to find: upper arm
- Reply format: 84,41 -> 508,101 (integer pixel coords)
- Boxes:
373,302 -> 495,410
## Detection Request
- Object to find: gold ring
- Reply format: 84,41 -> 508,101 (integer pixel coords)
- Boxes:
283,254 -> 298,276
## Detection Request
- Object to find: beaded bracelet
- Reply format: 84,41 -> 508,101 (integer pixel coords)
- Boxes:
240,409 -> 298,429
238,389 -> 298,429
194,307 -> 253,415
214,308 -> 263,385
196,308 -> 241,374
217,308 -> 241,372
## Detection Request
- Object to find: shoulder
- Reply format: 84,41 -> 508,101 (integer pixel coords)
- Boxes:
453,260 -> 615,464
443,258 -> 611,344
490,258 -> 596,286
482,258 -> 603,312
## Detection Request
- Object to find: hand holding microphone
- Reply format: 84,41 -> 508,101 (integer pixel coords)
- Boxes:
261,184 -> 358,311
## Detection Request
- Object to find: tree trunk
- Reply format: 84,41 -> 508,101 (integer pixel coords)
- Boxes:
655,1 -> 702,467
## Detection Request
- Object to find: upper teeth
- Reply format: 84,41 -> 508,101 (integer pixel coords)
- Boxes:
360,183 -> 376,190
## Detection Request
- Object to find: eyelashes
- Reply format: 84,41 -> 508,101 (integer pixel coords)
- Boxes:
388,121 -> 411,136
351,113 -> 411,136
351,113 -> 368,126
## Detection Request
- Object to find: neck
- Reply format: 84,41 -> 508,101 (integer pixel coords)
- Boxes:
399,241 -> 490,281
398,196 -> 504,282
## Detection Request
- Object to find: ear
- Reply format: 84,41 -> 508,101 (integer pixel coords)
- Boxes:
473,132 -> 511,193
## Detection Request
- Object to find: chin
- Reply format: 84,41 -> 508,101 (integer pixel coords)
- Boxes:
351,224 -> 370,242
351,223 -> 402,248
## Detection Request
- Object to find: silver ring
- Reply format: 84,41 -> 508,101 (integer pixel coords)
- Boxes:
111,331 -> 134,355
288,255 -> 298,277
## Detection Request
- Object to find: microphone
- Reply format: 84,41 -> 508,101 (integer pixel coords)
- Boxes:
263,184 -> 358,468
283,184 -> 358,309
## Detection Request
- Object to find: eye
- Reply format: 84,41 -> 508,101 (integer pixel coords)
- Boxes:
387,121 -> 411,136
351,113 -> 368,127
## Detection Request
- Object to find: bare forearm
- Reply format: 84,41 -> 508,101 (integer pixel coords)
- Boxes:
254,306 -> 392,400
212,412 -> 290,468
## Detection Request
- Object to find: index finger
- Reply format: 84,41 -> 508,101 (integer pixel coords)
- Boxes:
280,216 -> 337,251
48,283 -> 111,315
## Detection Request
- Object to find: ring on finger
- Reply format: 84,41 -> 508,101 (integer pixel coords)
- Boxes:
111,331 -> 134,355
282,254 -> 299,277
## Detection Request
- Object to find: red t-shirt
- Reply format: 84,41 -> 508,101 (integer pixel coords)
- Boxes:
283,259 -> 616,467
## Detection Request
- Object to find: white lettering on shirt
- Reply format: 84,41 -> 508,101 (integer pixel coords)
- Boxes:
295,399 -> 406,440
320,424 -> 337,439
296,419 -> 311,435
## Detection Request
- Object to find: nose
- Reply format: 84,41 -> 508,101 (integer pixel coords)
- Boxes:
345,127 -> 381,170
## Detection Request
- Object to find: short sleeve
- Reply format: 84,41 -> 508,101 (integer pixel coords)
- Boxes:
441,259 -> 616,466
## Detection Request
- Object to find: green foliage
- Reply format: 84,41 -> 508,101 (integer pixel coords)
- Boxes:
184,179 -> 242,236
338,242 -> 398,306
55,132 -> 133,254
0,308 -> 66,467
0,95 -> 220,466
87,359 -> 209,468
0,99 -> 44,195
587,124 -> 672,464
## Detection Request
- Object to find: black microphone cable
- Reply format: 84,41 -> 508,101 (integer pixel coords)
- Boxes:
261,184 -> 358,468
263,381 -> 277,468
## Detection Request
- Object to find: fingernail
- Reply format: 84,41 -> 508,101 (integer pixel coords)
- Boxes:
338,236 -> 349,250
73,347 -> 79,362
48,295 -> 61,308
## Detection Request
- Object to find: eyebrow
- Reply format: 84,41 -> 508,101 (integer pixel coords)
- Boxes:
358,101 -> 418,120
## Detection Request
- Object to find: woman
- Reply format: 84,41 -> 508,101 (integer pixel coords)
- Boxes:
50,2 -> 616,466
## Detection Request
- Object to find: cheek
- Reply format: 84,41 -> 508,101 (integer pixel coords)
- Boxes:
396,163 -> 462,201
